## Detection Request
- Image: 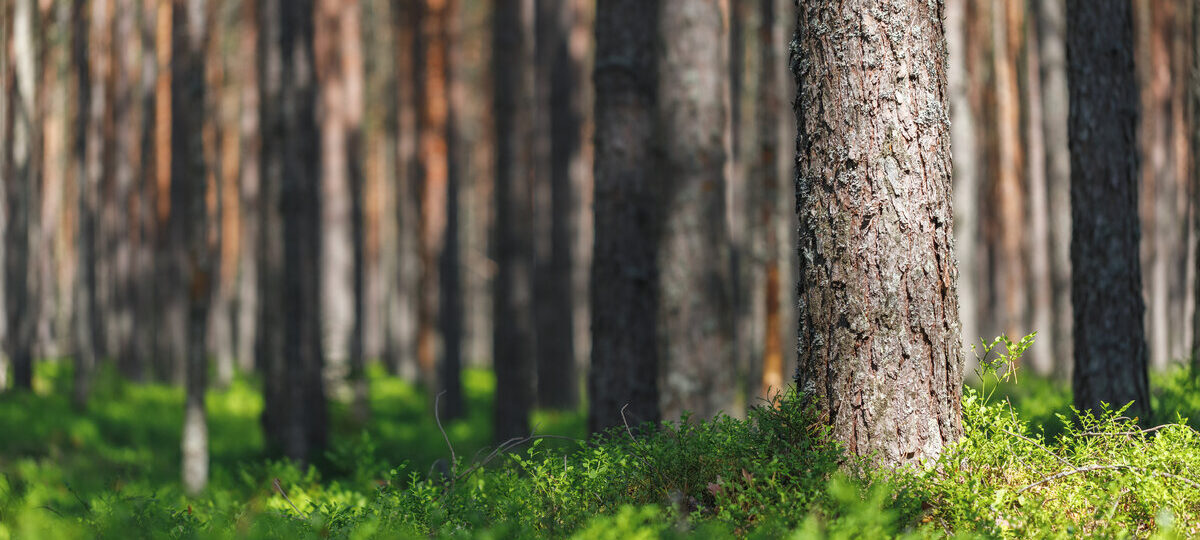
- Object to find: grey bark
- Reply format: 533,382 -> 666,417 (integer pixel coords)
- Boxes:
492,0 -> 535,442
589,0 -> 660,433
792,0 -> 964,466
533,0 -> 579,410
236,0 -> 259,374
173,0 -> 211,494
438,0 -> 463,420
259,0 -> 327,464
5,0 -> 39,391
1036,0 -> 1072,380
657,0 -> 734,422
1066,0 -> 1150,418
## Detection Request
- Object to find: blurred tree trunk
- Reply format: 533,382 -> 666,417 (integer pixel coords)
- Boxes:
1192,0 -> 1200,372
208,0 -> 239,389
236,0 -> 260,374
1067,0 -> 1150,418
111,0 -> 142,380
492,0 -> 535,442
657,0 -> 734,422
1023,3 -> 1053,376
947,0 -> 977,366
792,0 -> 963,466
756,0 -> 786,401
1136,0 -> 1181,372
991,0 -> 1026,347
5,0 -> 38,386
132,0 -> 158,383
71,0 -> 99,408
386,0 -> 421,380
1036,0 -> 1072,380
533,0 -> 579,410
4,0 -> 39,391
315,0 -> 367,419
438,0 -> 464,420
589,0 -> 660,433
173,0 -> 212,494
259,0 -> 327,464
154,0 -> 186,384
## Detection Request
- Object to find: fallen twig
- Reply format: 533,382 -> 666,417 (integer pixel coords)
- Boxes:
1000,429 -> 1073,469
272,478 -> 303,514
1017,463 -> 1200,495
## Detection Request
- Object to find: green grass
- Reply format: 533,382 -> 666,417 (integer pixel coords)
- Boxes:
2,343 -> 1200,538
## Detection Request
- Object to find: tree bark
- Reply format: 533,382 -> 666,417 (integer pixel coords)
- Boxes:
533,0 -> 579,410
5,0 -> 39,391
172,0 -> 212,494
259,0 -> 327,464
492,0 -> 535,442
1067,0 -> 1150,419
792,0 -> 963,466
657,0 -> 734,422
236,0 -> 259,374
589,0 -> 660,433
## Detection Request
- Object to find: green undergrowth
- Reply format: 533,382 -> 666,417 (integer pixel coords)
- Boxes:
2,341 -> 1200,538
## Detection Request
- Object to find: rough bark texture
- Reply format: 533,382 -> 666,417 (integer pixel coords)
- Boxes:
533,0 -> 580,411
172,0 -> 211,494
259,0 -> 327,464
5,0 -> 39,391
657,0 -> 734,422
792,0 -> 964,466
492,0 -> 536,442
1066,0 -> 1150,418
1036,0 -> 1072,380
589,0 -> 660,433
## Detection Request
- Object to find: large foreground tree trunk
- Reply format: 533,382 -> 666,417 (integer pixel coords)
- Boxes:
588,0 -> 660,433
792,0 -> 963,466
1067,0 -> 1149,418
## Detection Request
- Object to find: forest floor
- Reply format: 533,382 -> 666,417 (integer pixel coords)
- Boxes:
2,354 -> 1200,538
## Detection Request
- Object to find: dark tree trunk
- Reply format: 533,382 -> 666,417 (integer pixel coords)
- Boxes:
172,0 -> 211,494
438,0 -> 464,420
131,0 -> 158,384
792,0 -> 963,466
4,0 -> 39,391
492,0 -> 536,443
259,0 -> 327,464
1193,0 -> 1200,372
533,0 -> 580,411
1067,0 -> 1149,418
588,0 -> 660,433
756,0 -> 786,400
657,0 -> 734,422
71,0 -> 99,408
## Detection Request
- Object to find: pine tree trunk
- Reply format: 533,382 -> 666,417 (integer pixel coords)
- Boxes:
533,0 -> 579,411
492,0 -> 536,442
260,0 -> 327,464
656,0 -> 734,423
589,0 -> 660,433
947,0 -> 978,366
71,0 -> 99,408
173,0 -> 211,494
1067,0 -> 1150,418
792,0 -> 964,466
1036,0 -> 1072,380
5,0 -> 39,391
236,0 -> 259,374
